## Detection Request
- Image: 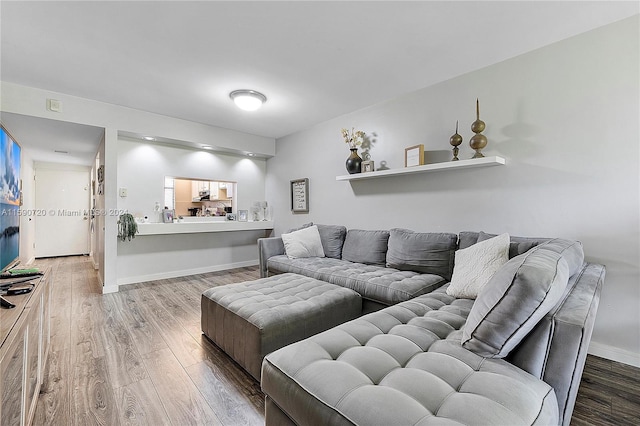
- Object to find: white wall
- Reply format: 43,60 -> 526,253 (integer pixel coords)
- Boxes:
266,17 -> 640,365
1,83 -> 276,290
116,137 -> 269,285
18,149 -> 35,265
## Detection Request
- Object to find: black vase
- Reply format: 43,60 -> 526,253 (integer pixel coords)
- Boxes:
345,148 -> 362,174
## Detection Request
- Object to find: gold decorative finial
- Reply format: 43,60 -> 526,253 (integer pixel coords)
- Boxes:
449,120 -> 463,161
470,99 -> 487,158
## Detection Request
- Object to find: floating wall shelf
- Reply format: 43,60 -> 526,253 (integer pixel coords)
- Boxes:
336,156 -> 506,182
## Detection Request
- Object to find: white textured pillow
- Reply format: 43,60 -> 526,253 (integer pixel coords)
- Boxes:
281,225 -> 325,259
446,233 -> 510,299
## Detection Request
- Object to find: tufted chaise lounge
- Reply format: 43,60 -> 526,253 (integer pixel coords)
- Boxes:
262,286 -> 559,425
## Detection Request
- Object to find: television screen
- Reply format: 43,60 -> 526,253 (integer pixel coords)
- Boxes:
0,124 -> 21,273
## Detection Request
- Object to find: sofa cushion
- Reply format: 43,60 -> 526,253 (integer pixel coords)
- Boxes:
385,229 -> 457,279
267,255 -> 446,306
462,238 -> 584,358
447,233 -> 510,299
281,225 -> 325,259
316,224 -> 347,259
262,287 -> 559,426
459,231 -> 550,258
342,229 -> 390,265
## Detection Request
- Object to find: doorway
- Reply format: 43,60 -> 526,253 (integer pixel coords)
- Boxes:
34,165 -> 91,257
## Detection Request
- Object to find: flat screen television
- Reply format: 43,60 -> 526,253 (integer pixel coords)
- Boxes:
0,123 -> 21,273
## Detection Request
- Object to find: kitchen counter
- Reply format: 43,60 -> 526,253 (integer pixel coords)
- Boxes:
136,220 -> 274,236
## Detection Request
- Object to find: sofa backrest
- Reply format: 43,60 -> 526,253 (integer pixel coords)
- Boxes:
459,231 -> 551,258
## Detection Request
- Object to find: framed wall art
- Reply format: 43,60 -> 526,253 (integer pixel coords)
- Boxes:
361,160 -> 375,173
405,144 -> 425,167
290,178 -> 309,213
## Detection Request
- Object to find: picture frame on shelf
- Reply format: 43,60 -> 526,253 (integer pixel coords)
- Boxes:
238,210 -> 248,222
361,160 -> 375,173
290,178 -> 309,213
226,213 -> 237,221
162,209 -> 175,223
405,144 -> 425,167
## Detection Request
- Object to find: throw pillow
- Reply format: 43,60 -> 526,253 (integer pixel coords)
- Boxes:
461,238 -> 583,358
341,229 -> 390,265
386,229 -> 457,279
281,225 -> 325,259
446,232 -> 510,299
478,231 -> 540,258
316,224 -> 347,259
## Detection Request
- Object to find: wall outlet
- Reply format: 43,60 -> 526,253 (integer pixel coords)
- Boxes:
119,188 -> 127,197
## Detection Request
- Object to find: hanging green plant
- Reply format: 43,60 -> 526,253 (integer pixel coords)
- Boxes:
117,213 -> 138,242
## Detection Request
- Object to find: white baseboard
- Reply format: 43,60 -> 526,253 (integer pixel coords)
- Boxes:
102,284 -> 119,294
588,341 -> 640,368
116,260 -> 259,288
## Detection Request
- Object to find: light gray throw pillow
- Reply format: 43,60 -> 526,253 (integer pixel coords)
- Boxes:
316,224 -> 347,259
462,238 -> 584,358
341,229 -> 390,265
386,229 -> 457,279
281,225 -> 325,259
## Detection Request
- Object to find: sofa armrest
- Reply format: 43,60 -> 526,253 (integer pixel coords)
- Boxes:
507,262 -> 605,426
258,237 -> 285,278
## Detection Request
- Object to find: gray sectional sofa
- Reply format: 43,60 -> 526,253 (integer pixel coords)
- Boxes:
259,225 -> 458,313
257,225 -> 605,426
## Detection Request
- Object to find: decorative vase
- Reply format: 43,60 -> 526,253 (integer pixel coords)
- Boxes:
345,148 -> 362,174
470,98 -> 488,158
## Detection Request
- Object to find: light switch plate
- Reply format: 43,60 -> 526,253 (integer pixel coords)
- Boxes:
119,188 -> 127,197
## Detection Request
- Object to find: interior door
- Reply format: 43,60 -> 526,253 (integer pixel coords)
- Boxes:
35,168 -> 90,257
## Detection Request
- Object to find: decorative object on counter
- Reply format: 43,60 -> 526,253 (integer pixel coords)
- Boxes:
162,209 -> 175,223
117,213 -> 138,241
341,127 -> 365,174
226,213 -> 237,221
470,98 -> 488,158
290,178 -> 309,213
405,144 -> 425,167
238,210 -> 248,222
449,120 -> 463,161
251,202 -> 264,221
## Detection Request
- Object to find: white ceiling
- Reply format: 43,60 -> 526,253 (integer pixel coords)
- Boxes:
1,1 -> 638,165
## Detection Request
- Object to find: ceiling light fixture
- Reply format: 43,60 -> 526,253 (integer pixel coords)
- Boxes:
202,145 -> 213,150
229,90 -> 267,111
142,136 -> 155,141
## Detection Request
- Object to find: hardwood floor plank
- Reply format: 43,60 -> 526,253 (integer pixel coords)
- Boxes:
113,378 -> 170,426
33,349 -> 71,426
141,348 -> 222,425
110,289 -> 169,356
186,360 -> 263,426
100,295 -> 148,389
72,356 -> 120,426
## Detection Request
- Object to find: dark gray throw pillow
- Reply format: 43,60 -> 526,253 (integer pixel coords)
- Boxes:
462,238 -> 584,358
386,229 -> 457,279
316,224 -> 347,259
459,231 -> 550,258
341,229 -> 390,265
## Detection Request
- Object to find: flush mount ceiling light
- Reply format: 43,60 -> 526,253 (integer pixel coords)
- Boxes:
229,90 -> 267,111
142,136 -> 155,141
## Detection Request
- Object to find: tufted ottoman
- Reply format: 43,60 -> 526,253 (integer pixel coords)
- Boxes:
262,285 -> 559,425
201,273 -> 362,380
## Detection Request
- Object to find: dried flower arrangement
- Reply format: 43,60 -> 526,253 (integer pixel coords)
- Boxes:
341,127 -> 365,149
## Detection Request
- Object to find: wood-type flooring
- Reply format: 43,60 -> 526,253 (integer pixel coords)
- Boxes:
30,256 -> 638,425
